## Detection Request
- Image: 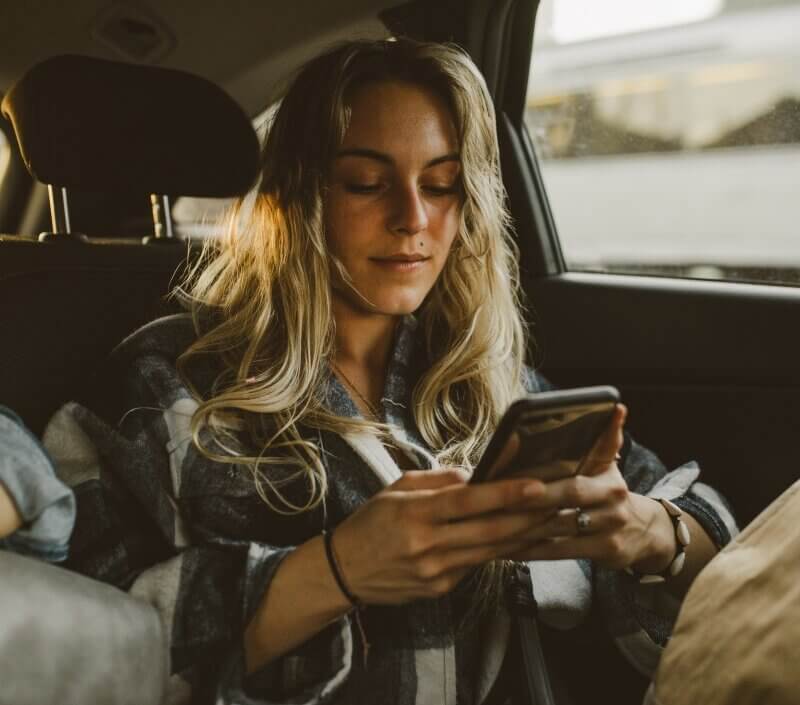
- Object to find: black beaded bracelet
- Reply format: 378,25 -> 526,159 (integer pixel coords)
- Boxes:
322,529 -> 363,609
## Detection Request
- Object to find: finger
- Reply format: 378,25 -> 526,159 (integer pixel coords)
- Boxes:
436,507 -> 556,550
390,468 -> 469,491
437,537 -> 534,574
523,469 -> 627,511
427,477 -> 546,521
579,404 -> 627,476
511,460 -> 578,483
507,529 -> 634,568
536,505 -> 628,540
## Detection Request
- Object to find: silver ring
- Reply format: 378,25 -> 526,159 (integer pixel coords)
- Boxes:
576,508 -> 592,534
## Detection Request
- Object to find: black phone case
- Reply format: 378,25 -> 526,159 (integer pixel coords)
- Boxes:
471,386 -> 620,483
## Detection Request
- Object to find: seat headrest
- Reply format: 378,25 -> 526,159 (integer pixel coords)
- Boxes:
1,54 -> 260,197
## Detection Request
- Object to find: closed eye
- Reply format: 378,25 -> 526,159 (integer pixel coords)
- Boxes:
344,182 -> 382,194
423,184 -> 459,196
343,182 -> 459,196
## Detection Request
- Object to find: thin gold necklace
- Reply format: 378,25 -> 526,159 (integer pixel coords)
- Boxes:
330,361 -> 382,421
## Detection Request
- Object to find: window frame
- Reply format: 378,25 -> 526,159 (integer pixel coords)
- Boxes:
490,0 -> 568,280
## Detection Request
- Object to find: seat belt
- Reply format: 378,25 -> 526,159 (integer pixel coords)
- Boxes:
507,564 -> 557,705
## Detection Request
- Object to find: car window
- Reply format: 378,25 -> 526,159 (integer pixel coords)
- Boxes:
526,0 -> 800,286
173,104 -> 276,239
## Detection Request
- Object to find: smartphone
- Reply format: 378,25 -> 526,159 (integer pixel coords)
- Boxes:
471,386 -> 620,484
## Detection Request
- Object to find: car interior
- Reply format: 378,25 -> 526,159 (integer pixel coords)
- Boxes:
0,1 -> 798,703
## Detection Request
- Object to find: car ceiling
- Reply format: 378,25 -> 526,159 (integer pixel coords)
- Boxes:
0,0 -> 400,117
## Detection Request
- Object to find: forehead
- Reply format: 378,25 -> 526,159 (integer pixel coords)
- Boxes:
340,80 -> 459,159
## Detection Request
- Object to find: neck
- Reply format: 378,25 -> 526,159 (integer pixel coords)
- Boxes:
331,296 -> 399,375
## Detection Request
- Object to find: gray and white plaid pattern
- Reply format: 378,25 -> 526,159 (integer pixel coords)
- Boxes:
43,314 -> 736,704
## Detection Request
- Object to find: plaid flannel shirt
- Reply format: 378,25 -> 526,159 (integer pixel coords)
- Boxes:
43,313 -> 737,704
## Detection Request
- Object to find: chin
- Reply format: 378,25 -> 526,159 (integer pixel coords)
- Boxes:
370,289 -> 428,316
335,282 -> 431,317
371,300 -> 424,317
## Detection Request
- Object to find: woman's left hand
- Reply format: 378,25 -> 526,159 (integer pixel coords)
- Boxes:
507,405 -> 677,572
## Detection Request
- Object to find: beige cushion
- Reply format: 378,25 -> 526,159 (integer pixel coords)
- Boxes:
0,551 -> 168,705
647,480 -> 800,705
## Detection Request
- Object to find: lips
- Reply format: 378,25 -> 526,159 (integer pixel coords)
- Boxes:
371,253 -> 429,263
369,254 -> 430,272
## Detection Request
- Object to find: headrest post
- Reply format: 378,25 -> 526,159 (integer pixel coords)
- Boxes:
143,193 -> 180,244
47,185 -> 71,234
149,194 -> 174,239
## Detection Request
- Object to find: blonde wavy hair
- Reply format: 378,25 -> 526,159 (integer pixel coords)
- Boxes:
178,38 -> 529,518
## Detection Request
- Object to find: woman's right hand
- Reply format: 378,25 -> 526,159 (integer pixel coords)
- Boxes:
331,468 -> 550,604
245,468 -> 551,672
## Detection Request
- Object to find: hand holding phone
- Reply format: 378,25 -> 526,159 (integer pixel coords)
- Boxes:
471,386 -> 620,484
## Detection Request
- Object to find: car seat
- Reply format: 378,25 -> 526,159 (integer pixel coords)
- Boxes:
0,54 -> 260,705
0,54 -> 259,434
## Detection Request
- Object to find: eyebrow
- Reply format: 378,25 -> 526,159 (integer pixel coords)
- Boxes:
335,148 -> 460,168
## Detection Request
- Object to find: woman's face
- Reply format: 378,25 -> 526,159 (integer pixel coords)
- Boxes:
325,79 -> 462,317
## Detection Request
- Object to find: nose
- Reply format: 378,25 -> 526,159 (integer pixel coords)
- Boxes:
388,183 -> 428,236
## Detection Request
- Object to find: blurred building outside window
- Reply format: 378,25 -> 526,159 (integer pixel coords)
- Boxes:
527,0 -> 800,286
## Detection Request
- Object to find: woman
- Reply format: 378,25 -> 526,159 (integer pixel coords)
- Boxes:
47,39 -> 736,704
